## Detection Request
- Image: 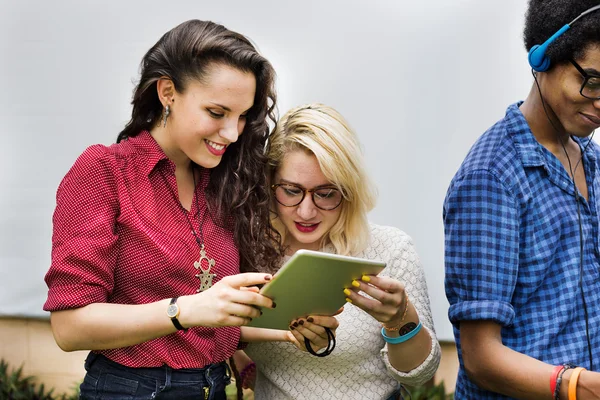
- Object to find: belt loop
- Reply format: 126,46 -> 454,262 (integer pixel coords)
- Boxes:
224,361 -> 231,382
164,365 -> 172,389
204,364 -> 214,400
151,365 -> 173,399
204,363 -> 226,400
84,352 -> 99,371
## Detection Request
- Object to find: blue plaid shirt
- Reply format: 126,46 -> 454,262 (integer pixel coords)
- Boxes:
444,102 -> 600,399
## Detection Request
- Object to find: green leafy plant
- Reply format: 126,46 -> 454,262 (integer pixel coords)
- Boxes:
0,359 -> 55,400
0,359 -> 80,400
56,382 -> 80,400
407,381 -> 454,400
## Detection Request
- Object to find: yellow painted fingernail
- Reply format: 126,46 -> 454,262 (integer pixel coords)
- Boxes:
361,275 -> 371,282
352,280 -> 360,288
345,298 -> 353,303
343,288 -> 351,296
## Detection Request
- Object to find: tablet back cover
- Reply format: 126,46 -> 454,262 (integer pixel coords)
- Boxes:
247,249 -> 385,330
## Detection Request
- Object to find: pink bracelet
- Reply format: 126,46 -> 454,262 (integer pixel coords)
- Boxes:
240,362 -> 256,388
550,365 -> 563,396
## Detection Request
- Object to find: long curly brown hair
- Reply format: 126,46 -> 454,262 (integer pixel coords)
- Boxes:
117,19 -> 281,273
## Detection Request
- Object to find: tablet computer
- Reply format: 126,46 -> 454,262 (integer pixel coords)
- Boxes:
247,249 -> 386,330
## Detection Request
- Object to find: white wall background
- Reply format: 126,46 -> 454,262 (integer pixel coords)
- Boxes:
0,0 -> 533,341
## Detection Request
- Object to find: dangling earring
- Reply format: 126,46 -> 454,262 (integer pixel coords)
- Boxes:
162,105 -> 171,127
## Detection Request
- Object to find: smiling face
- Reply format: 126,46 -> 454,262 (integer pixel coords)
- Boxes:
541,44 -> 600,137
273,149 -> 343,253
152,62 -> 256,169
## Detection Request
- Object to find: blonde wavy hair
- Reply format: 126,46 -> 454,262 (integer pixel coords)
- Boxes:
268,103 -> 377,256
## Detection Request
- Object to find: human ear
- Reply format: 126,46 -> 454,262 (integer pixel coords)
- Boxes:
156,77 -> 175,107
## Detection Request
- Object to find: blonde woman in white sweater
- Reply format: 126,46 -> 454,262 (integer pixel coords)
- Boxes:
240,104 -> 441,400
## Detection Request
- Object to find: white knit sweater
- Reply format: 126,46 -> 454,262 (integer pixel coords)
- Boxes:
245,224 -> 441,400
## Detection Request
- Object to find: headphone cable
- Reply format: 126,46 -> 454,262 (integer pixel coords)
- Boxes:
532,69 -> 594,371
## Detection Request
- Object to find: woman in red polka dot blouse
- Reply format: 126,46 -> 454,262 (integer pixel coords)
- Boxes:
43,20 -> 338,400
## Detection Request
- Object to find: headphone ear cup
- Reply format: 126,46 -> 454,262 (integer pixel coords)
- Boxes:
528,44 -> 551,72
527,24 -> 571,73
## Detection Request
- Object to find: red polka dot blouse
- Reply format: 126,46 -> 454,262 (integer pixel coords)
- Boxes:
44,131 -> 241,368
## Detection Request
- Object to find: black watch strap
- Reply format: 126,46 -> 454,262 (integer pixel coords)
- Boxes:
168,297 -> 187,331
171,317 -> 187,331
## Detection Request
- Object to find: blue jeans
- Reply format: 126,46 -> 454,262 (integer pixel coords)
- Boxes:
79,352 -> 231,400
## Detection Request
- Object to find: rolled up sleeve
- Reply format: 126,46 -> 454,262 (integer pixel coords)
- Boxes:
444,169 -> 519,327
44,145 -> 120,311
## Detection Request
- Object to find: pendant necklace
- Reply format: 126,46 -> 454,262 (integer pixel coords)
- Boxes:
161,166 -> 216,292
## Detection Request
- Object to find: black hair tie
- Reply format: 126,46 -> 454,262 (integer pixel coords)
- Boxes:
304,327 -> 336,357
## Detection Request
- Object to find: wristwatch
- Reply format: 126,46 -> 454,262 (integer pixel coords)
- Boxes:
166,297 -> 187,331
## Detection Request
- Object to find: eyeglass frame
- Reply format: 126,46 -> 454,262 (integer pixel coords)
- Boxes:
270,183 -> 344,211
569,58 -> 600,100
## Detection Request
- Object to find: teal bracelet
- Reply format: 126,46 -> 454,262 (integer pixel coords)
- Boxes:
381,321 -> 422,344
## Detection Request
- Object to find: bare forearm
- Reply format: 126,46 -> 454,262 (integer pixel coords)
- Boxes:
50,273 -> 276,352
462,320 -> 600,399
460,321 -> 600,399
566,371 -> 600,400
468,341 -> 557,399
468,345 -> 600,399
240,326 -> 289,342
50,299 -> 175,351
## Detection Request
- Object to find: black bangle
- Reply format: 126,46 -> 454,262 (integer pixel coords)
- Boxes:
304,328 -> 336,357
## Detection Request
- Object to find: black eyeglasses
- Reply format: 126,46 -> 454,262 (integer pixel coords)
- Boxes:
271,183 -> 343,211
569,58 -> 600,100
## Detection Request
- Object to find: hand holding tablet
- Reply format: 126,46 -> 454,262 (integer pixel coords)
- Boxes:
247,249 -> 386,330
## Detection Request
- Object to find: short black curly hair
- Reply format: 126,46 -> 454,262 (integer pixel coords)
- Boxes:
524,0 -> 600,67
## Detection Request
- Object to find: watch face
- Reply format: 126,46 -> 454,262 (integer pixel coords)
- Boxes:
166,304 -> 179,318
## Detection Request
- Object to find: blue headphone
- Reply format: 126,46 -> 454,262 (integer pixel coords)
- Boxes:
528,4 -> 600,72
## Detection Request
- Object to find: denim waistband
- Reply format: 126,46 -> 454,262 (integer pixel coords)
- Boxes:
83,352 -> 231,400
86,352 -> 229,381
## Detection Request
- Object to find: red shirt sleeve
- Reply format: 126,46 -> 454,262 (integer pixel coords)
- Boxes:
44,144 -> 120,311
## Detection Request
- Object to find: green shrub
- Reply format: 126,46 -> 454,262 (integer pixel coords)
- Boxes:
0,359 -> 79,400
0,359 -> 55,400
407,380 -> 454,400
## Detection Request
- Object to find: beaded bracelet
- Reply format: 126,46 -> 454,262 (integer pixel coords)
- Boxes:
554,364 -> 576,400
382,298 -> 410,331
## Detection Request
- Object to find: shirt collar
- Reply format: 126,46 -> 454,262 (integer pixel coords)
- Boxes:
578,135 -> 598,166
128,131 -> 212,197
506,101 -> 598,168
506,101 -> 546,167
127,130 -> 171,176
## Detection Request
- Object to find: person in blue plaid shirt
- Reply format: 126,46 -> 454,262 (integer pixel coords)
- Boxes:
444,1 -> 600,398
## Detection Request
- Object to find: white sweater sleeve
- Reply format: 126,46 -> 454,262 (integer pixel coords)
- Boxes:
378,228 -> 442,386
